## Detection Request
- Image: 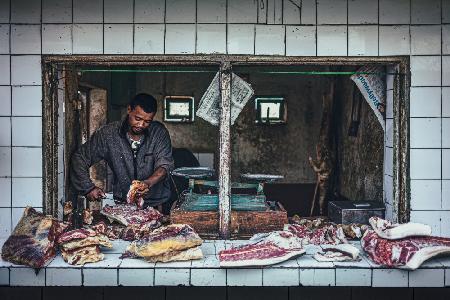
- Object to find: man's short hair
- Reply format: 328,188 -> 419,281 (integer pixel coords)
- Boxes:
129,93 -> 158,113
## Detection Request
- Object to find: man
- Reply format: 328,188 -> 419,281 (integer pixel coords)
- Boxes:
70,93 -> 175,209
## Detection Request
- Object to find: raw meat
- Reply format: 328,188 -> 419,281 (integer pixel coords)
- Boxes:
83,209 -> 93,225
61,245 -> 104,265
369,217 -> 432,240
144,246 -> 203,263
285,224 -> 347,245
1,207 -> 67,268
91,221 -> 124,240
361,229 -> 450,270
218,231 -> 305,267
59,235 -> 112,251
122,224 -> 203,259
57,228 -> 97,244
127,180 -> 149,208
313,244 -> 360,262
101,204 -> 162,226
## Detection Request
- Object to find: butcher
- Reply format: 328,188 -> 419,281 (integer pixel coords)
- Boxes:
70,93 -> 175,211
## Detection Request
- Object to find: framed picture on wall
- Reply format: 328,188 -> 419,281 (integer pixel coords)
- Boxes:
254,97 -> 286,124
164,96 -> 195,123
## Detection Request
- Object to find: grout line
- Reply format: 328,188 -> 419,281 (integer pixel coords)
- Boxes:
132,0 -> 135,54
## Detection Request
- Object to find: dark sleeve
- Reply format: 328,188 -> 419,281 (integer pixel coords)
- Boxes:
153,126 -> 175,173
70,128 -> 108,195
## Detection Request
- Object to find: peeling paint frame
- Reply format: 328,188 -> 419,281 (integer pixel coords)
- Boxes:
42,55 -> 410,234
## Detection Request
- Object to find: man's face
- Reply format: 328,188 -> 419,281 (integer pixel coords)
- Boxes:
127,105 -> 155,135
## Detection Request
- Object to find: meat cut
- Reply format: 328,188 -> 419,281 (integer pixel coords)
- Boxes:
101,203 -> 162,226
122,224 -> 203,262
1,207 -> 67,268
218,231 -> 305,267
91,221 -> 124,240
361,229 -> 450,270
313,244 -> 360,262
369,216 -> 432,240
285,224 -> 347,245
127,180 -> 149,208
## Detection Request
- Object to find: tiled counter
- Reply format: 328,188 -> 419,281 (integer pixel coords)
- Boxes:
1,240 -> 450,287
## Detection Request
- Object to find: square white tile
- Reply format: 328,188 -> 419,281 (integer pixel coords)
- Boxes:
384,174 -> 393,205
73,24 -> 103,55
42,0 -> 72,23
0,147 -> 11,177
11,25 -> 41,55
12,86 -> 42,117
134,0 -> 165,23
46,268 -> 82,286
317,0 -> 347,24
410,87 -> 441,117
444,0 -> 450,23
410,210 -> 441,236
200,242 -> 216,256
197,0 -> 226,23
11,0 -> 41,23
73,0 -> 103,23
379,26 -> 410,56
0,86 -> 11,116
165,24 -> 196,54
104,24 -> 133,54
443,56 -> 450,86
0,55 -> 10,85
348,25 -> 378,56
265,0 -> 283,25
166,0 -> 196,23
443,118 -> 450,148
119,268 -> 154,286
410,149 -> 441,180
283,0 -> 302,24
12,177 -> 43,208
154,268 -> 190,286
441,211 -> 450,237
83,268 -> 118,286
410,56 -> 441,87
410,118 -> 441,148
42,24 -> 72,55
11,55 -> 41,86
12,147 -> 42,177
444,25 -> 450,55
300,0 -> 317,24
0,117 -> 10,147
444,149 -> 450,179
411,0 -> 441,24
445,88 -> 450,117
409,268 -> 444,287
443,180 -> 450,210
335,269 -> 371,286
379,0 -> 410,24
263,268 -> 299,286
317,26 -> 347,56
119,258 -> 154,268
0,208 -> 11,238
372,269 -> 408,287
255,25 -> 285,55
410,180 -> 442,210
134,24 -> 164,54
197,24 -> 226,54
10,267 -> 45,286
12,117 -> 42,147
348,0 -> 378,24
0,0 -> 9,23
0,268 -> 9,285
0,25 -> 9,54
300,268 -> 335,286
190,268 -> 226,286
0,178 -> 11,207
227,268 -> 263,286
104,0 -> 134,23
228,0 -> 257,23
227,24 -> 254,55
411,26 -> 441,55
384,146 -> 393,177
285,26 -> 316,56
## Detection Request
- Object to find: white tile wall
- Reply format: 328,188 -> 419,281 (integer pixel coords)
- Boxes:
255,25 -> 285,55
286,26 -> 316,56
197,0 -> 226,23
410,149 -> 441,179
104,24 -> 133,54
104,0 -> 134,23
379,26 -> 410,55
0,86 -> 11,116
441,211 -> 450,237
42,0 -> 72,23
11,25 -> 41,55
0,117 -> 11,146
409,268 -> 444,287
0,178 -> 11,207
348,25 -> 378,56
283,0 -> 302,25
0,147 -> 11,177
12,147 -> 42,177
197,24 -> 226,54
0,55 -> 10,85
135,0 -> 165,23
410,56 -> 442,87
299,268 -> 335,286
410,118 -> 441,148
119,268 -> 154,286
410,210 -> 441,236
12,177 -> 43,208
443,180 -> 450,209
227,24 -> 254,54
227,269 -> 262,286
379,0 -> 410,24
46,268 -> 82,286
317,0 -> 347,25
73,24 -> 103,55
410,87 -> 441,117
0,0 -> 10,23
410,180 -> 442,210
411,0 -> 441,24
444,25 -> 450,54
443,149 -> 450,179
335,269 -> 371,286
411,26 -> 441,55
73,0 -> 103,23
154,268 -> 190,286
42,24 -> 72,55
11,55 -> 41,86
443,118 -> 450,148
10,0 -> 41,24
166,0 -> 196,23
443,56 -> 450,86
134,24 -> 165,54
10,267 -> 45,286
348,0 -> 378,24
190,268 -> 226,286
317,26 -> 347,56
12,117 -> 42,147
0,208 -> 11,237
83,268 -> 118,286
372,269 -> 408,287
263,268 -> 299,286
165,24 -> 196,54
444,88 -> 450,117
0,268 -> 9,285
228,0 -> 257,24
0,25 -> 10,54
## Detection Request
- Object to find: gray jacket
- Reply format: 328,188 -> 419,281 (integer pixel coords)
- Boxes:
70,119 -> 175,206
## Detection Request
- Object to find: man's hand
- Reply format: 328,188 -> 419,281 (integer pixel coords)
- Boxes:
86,187 -> 106,202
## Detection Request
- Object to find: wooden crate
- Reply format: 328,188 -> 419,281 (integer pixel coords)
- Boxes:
170,201 -> 288,239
